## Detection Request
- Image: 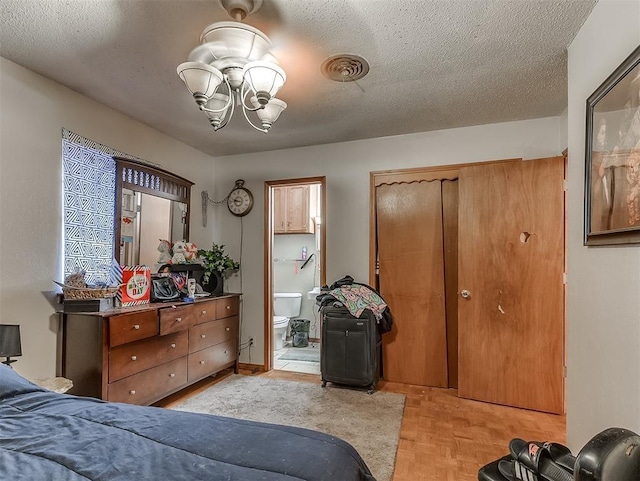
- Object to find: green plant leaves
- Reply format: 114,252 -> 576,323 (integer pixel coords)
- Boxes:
197,243 -> 240,283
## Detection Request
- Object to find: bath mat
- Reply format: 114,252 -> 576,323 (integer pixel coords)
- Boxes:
278,348 -> 320,362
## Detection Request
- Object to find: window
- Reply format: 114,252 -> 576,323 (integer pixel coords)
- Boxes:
61,130 -> 140,284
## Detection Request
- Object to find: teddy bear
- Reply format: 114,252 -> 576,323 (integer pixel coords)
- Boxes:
184,242 -> 198,262
156,239 -> 172,265
171,240 -> 188,264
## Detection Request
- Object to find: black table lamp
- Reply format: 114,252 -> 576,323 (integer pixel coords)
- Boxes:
0,324 -> 22,367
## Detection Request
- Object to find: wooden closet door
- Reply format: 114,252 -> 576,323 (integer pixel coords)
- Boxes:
377,181 -> 448,387
458,157 -> 564,413
442,180 -> 459,388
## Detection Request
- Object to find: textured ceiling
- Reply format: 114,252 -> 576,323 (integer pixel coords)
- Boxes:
0,0 -> 597,157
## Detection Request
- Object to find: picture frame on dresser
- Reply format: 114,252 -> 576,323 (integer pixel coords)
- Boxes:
584,45 -> 640,246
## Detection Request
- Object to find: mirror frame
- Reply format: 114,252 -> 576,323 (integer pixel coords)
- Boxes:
113,157 -> 194,264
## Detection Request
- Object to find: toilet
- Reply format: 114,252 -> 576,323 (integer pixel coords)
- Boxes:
273,292 -> 302,350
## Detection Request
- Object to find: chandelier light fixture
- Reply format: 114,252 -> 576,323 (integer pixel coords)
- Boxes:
177,0 -> 286,133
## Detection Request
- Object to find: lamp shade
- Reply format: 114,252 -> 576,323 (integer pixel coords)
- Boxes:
0,324 -> 22,357
198,22 -> 272,61
204,92 -> 231,114
251,97 -> 287,129
176,62 -> 224,103
204,92 -> 232,129
243,61 -> 286,99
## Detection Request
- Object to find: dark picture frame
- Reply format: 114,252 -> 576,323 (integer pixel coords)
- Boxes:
584,45 -> 640,246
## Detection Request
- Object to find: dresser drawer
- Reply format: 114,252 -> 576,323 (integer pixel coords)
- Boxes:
216,297 -> 238,319
109,310 -> 158,347
188,340 -> 237,382
107,357 -> 187,405
109,330 -> 188,382
193,300 -> 218,325
188,316 -> 238,354
159,304 -> 196,335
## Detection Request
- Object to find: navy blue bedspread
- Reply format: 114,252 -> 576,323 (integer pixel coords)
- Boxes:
0,366 -> 375,480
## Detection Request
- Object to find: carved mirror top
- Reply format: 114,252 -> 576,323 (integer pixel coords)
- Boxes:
115,158 -> 193,203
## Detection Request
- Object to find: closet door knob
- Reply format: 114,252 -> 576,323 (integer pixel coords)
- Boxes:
461,289 -> 471,299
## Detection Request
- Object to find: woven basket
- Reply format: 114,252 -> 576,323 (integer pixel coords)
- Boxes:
62,286 -> 120,300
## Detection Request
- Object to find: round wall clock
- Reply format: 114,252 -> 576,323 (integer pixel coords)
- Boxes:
227,179 -> 254,217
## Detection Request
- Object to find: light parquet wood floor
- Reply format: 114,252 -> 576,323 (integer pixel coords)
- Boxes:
158,369 -> 566,481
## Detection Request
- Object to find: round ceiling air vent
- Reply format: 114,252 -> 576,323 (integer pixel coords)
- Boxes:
321,54 -> 370,82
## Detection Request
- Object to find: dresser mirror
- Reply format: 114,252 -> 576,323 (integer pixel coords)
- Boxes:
114,158 -> 193,268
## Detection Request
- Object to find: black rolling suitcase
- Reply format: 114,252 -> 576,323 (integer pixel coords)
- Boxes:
320,305 -> 380,394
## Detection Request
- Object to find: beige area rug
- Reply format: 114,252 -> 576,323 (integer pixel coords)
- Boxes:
172,374 -> 405,481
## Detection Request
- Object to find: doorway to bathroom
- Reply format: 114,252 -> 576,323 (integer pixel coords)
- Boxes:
264,177 -> 326,374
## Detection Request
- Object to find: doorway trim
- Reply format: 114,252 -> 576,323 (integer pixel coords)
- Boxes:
263,176 -> 327,372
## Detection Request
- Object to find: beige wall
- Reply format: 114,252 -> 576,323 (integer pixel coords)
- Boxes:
213,117 -> 565,365
1,52 -> 575,414
566,0 -> 640,449
0,58 -> 217,379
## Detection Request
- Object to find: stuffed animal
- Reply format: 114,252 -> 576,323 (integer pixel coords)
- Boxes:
184,242 -> 198,262
157,239 -> 172,265
172,240 -> 188,264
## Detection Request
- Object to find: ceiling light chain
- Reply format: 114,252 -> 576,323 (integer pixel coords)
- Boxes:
177,0 -> 286,134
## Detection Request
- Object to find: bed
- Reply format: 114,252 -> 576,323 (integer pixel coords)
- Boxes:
0,365 -> 376,480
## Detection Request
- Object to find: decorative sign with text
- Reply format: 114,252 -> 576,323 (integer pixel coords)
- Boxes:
121,266 -> 150,306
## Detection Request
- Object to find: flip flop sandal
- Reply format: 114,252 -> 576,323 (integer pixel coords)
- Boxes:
498,459 -> 517,481
509,439 -> 574,481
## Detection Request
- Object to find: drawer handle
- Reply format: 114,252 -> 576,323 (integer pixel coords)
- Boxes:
169,373 -> 175,378
224,350 -> 228,354
170,343 -> 176,349
176,317 -> 182,322
201,310 -> 207,315
201,334 -> 206,339
199,360 -> 205,365
226,305 -> 230,310
129,390 -> 136,395
131,355 -> 137,361
133,324 -> 140,330
225,327 -> 230,332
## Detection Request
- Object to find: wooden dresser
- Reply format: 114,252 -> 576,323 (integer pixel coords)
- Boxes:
62,294 -> 240,405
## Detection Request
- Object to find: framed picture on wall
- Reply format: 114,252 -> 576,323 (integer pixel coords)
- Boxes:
584,45 -> 640,246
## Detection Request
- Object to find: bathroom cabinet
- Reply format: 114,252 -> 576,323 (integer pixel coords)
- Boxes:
61,294 -> 240,406
273,185 -> 316,234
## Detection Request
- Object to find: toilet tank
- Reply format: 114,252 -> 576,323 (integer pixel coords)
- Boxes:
273,292 -> 302,317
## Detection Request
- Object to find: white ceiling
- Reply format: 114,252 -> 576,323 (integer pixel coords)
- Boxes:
0,0 -> 597,157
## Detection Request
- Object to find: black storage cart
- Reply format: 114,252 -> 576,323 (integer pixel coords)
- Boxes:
320,305 -> 381,394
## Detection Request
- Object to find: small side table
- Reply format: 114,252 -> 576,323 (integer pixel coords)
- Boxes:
32,377 -> 73,394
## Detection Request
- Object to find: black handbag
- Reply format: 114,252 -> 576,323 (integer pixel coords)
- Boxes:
150,276 -> 181,302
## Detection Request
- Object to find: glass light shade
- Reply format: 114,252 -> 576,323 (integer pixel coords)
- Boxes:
0,324 -> 21,357
176,62 -> 224,99
197,22 -> 272,61
204,92 -> 232,119
243,61 -> 286,99
251,97 -> 287,128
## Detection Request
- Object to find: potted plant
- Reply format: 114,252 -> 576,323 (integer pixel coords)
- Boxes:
197,243 -> 239,295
